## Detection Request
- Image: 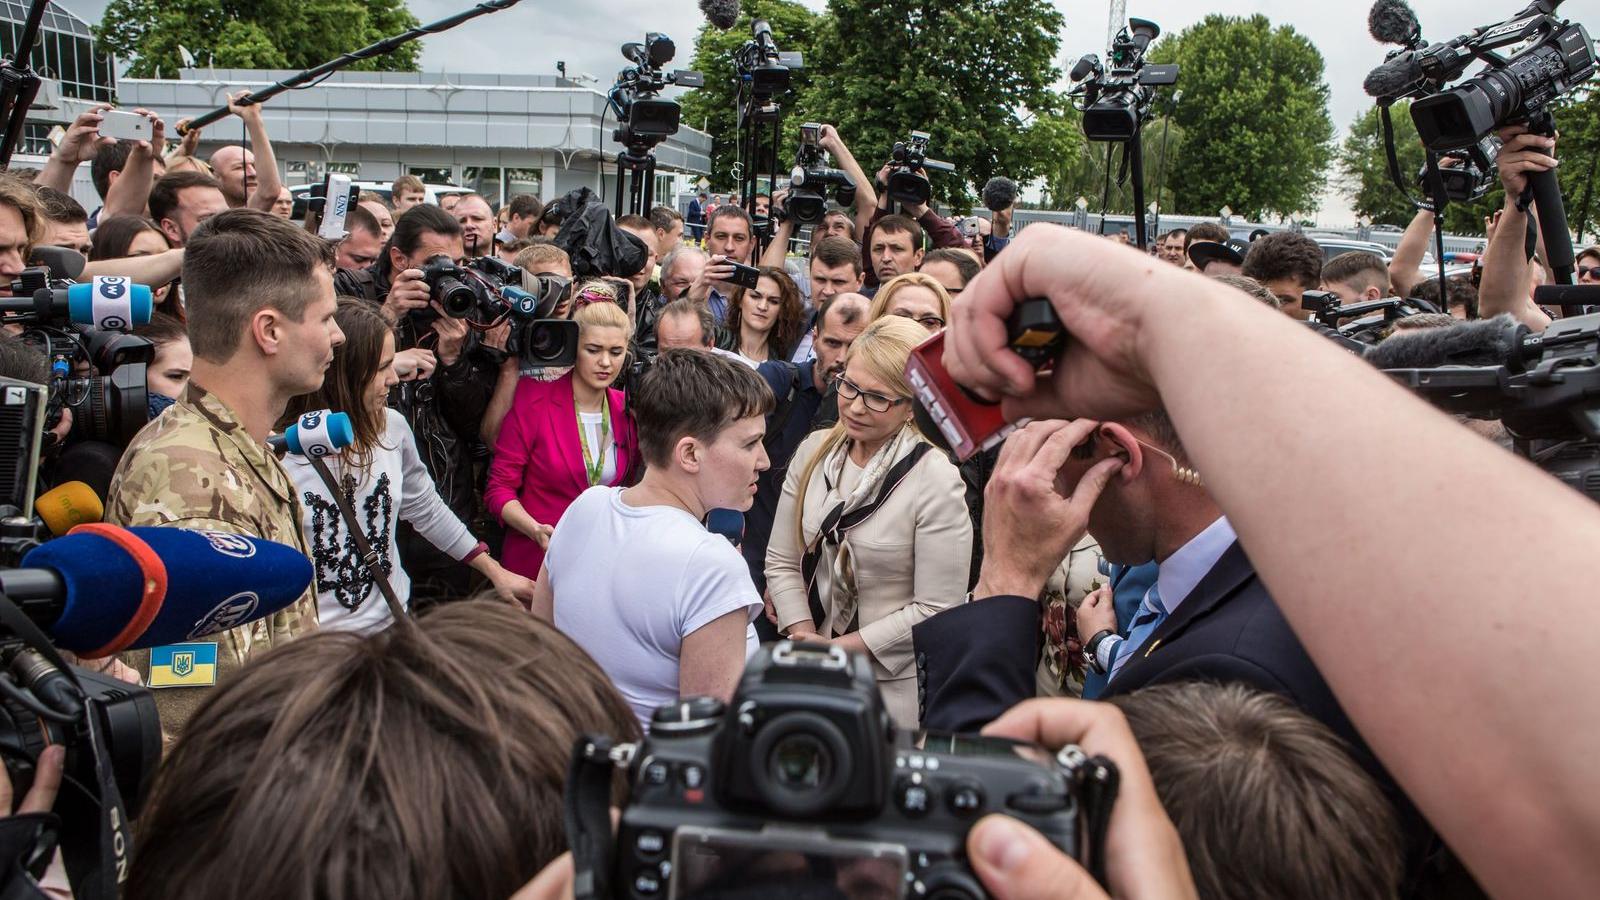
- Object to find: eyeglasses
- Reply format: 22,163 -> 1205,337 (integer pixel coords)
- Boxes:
836,376 -> 908,413
1580,265 -> 1600,280
893,310 -> 946,330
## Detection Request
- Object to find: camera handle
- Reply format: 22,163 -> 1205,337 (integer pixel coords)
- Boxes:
1520,112 -> 1576,285
565,734 -> 632,900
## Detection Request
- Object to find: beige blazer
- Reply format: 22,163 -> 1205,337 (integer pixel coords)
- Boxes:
766,430 -> 973,728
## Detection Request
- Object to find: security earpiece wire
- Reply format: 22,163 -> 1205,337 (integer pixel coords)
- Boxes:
1133,438 -> 1203,487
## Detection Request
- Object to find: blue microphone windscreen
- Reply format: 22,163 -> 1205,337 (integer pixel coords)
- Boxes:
24,526 -> 312,657
284,410 -> 353,457
66,279 -> 154,329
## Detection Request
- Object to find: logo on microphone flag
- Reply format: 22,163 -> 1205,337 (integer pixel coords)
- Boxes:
149,642 -> 218,688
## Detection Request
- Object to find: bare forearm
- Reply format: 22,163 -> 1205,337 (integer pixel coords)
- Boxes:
1478,203 -> 1550,329
832,145 -> 878,218
1388,208 -> 1433,298
81,248 -> 182,285
104,151 -> 155,218
34,157 -> 77,194
500,500 -> 543,540
759,219 -> 795,269
1141,274 -> 1599,897
245,115 -> 282,212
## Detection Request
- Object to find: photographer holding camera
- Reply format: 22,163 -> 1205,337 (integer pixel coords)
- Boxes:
858,137 -> 967,292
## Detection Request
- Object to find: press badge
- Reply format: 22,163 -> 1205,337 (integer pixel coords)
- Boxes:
148,642 -> 219,688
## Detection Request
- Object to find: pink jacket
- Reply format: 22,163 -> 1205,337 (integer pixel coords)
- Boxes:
485,372 -> 637,577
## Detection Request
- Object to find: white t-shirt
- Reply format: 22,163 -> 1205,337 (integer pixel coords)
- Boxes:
547,486 -> 761,728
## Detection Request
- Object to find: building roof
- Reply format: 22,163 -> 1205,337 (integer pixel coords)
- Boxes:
0,0 -> 94,38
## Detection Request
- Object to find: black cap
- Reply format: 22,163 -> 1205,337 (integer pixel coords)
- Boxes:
1188,238 -> 1249,270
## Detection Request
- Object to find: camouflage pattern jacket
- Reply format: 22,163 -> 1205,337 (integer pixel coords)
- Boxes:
106,382 -> 317,733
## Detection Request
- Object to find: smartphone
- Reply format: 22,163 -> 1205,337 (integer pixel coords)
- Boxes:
726,261 -> 761,290
98,109 -> 151,142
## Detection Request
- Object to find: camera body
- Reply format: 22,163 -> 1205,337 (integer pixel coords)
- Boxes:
886,131 -> 956,207
786,124 -> 858,226
417,255 -> 579,368
604,643 -> 1090,900
1071,19 -> 1180,142
1416,134 -> 1502,203
610,34 -> 704,155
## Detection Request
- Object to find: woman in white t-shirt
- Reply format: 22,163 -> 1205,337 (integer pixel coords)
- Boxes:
284,299 -> 535,632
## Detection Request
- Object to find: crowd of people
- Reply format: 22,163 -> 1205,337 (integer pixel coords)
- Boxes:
0,85 -> 1597,900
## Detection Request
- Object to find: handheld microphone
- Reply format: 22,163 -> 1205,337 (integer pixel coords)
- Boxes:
1363,51 -> 1425,98
268,409 -> 354,457
1368,0 -> 1422,46
0,277 -> 153,330
1364,314 -> 1523,369
1,525 -> 313,659
33,481 -> 102,536
699,0 -> 740,30
982,177 -> 1018,212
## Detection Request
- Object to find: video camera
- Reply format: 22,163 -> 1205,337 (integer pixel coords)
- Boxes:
735,19 -> 803,112
1381,312 -> 1600,502
2,270 -> 154,448
885,131 -> 956,207
417,255 -> 579,369
565,642 -> 1120,900
785,123 -> 857,226
1301,289 -> 1440,345
1417,134 -> 1502,203
608,33 -> 704,156
1069,18 -> 1180,142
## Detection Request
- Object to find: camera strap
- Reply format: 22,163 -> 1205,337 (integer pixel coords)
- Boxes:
304,454 -> 408,624
564,734 -> 619,900
800,444 -> 931,630
0,595 -> 127,900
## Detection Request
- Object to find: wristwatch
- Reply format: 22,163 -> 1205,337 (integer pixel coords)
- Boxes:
1083,629 -> 1116,675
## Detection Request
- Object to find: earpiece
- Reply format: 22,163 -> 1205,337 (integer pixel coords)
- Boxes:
1135,439 -> 1203,487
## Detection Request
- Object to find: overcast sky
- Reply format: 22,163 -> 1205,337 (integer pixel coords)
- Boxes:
56,0 -> 1592,224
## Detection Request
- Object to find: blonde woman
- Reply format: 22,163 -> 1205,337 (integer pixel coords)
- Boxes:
765,316 -> 971,727
867,272 -> 953,332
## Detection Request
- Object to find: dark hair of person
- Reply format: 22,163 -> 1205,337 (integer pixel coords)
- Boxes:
124,599 -> 641,900
632,349 -> 773,467
1578,246 -> 1600,267
182,209 -> 336,363
345,202 -> 381,239
1242,232 -> 1324,292
706,203 -> 753,237
32,185 -> 86,224
1321,252 -> 1390,294
616,214 -> 653,233
1210,274 -> 1281,309
821,209 -> 857,241
89,214 -> 168,262
0,173 -> 42,247
375,203 -> 462,281
1409,274 -> 1479,320
133,312 -> 187,350
148,170 -> 223,225
1112,682 -> 1404,900
1186,222 -> 1231,245
90,141 -> 134,200
0,333 -> 47,384
727,267 -> 805,360
810,235 -> 863,276
284,298 -> 394,472
873,213 -> 924,248
921,247 -> 980,286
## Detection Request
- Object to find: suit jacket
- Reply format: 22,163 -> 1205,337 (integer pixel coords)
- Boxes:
767,429 -> 973,728
484,371 -> 637,578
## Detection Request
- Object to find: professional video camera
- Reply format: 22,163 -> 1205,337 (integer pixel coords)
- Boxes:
1301,289 -> 1439,346
884,131 -> 956,207
1378,312 -> 1600,502
418,255 -> 579,368
608,34 -> 704,156
1363,0 -> 1596,282
1417,134 -> 1503,203
785,123 -> 857,226
2,270 -> 154,448
564,642 -> 1121,900
1069,18 -> 1180,143
735,19 -> 803,110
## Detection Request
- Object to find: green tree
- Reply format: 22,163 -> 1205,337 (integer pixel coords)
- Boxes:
1147,14 -> 1334,220
678,0 -> 829,192
97,0 -> 422,80
1339,102 -> 1425,227
807,0 -> 1075,208
1554,86 -> 1600,245
1042,110 -> 1184,215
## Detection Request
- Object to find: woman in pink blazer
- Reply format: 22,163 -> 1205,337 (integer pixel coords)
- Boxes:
486,297 -> 639,578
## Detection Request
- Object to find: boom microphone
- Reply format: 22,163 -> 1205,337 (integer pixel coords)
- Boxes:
1363,50 -> 1425,98
700,0 -> 740,30
1368,0 -> 1422,46
982,176 -> 1018,212
0,277 -> 153,330
0,525 -> 313,659
1365,314 -> 1523,369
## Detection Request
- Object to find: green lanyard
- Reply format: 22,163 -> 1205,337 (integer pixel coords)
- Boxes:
576,399 -> 612,486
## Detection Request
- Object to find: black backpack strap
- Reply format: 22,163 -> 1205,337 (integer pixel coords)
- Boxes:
305,454 -> 409,625
799,443 -> 932,630
763,362 -> 803,457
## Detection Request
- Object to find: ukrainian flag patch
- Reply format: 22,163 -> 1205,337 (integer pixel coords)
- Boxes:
149,642 -> 218,688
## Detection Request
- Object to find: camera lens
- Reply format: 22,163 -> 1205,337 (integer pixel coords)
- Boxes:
769,732 -> 830,789
435,276 -> 479,318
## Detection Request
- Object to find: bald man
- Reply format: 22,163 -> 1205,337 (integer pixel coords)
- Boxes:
204,90 -> 283,213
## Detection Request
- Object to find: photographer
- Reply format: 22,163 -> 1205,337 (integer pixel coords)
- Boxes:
760,124 -> 880,264
107,208 -> 341,734
0,176 -> 37,310
29,187 -> 90,257
695,206 -> 757,321
859,165 -> 966,290
149,170 -> 228,249
333,204 -> 500,605
934,223 -> 1600,896
1321,251 -> 1392,306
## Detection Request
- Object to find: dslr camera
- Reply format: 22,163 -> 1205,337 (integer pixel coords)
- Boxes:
885,131 -> 957,207
3,268 -> 154,448
1069,18 -> 1180,142
785,123 -> 857,226
418,255 -> 579,369
1416,134 -> 1502,203
565,643 -> 1118,900
609,34 -> 705,156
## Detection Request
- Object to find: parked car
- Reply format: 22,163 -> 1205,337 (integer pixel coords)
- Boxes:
287,180 -> 466,209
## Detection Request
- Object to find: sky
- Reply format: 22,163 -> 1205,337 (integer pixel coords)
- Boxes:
56,0 -> 1600,225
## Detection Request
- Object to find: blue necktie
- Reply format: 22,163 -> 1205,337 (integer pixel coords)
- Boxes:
1109,583 -> 1166,681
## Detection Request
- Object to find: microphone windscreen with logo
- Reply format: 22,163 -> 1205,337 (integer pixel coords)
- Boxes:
33,481 -> 102,535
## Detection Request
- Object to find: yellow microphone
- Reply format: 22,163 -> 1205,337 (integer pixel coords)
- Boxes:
34,481 -> 104,536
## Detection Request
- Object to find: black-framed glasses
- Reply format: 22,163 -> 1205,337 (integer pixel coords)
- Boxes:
1580,265 -> 1600,280
893,310 -> 946,330
836,376 -> 908,413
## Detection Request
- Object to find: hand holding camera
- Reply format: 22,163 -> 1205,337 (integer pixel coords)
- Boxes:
51,105 -> 116,165
385,268 -> 433,319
